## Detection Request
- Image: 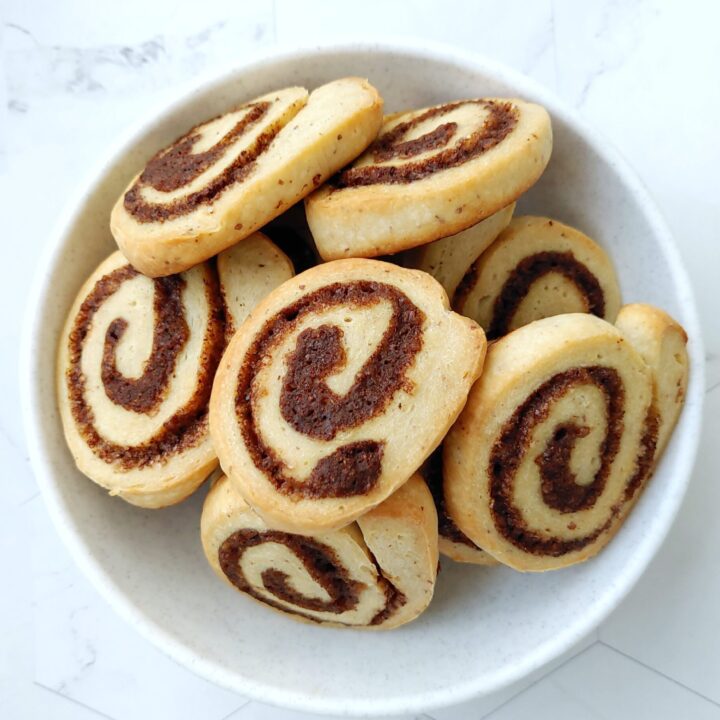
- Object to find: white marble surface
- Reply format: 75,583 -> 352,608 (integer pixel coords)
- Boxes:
2,0 -> 719,718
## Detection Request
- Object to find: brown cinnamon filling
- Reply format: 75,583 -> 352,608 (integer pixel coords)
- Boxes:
373,122 -> 458,162
66,263 -> 225,469
369,581 -> 407,626
235,281 -> 424,498
124,101 -> 282,222
303,441 -> 385,498
489,366 -> 625,556
422,448 -> 480,549
536,423 -> 596,512
101,273 -> 188,413
624,404 -> 659,501
335,100 -> 518,188
456,251 -> 606,340
218,528 -> 405,626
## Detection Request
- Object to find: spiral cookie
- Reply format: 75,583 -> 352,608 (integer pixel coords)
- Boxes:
201,473 -> 438,629
305,98 -> 552,260
57,251 -> 225,508
421,449 -> 497,565
111,77 -> 383,277
210,259 -> 486,533
217,231 -> 294,334
615,304 -> 689,458
454,216 -> 622,339
402,204 -> 515,299
444,313 -> 656,571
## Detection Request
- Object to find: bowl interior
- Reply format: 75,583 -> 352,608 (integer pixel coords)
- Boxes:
24,45 -> 703,716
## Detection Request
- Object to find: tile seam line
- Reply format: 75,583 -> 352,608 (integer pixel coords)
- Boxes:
218,698 -> 252,720
596,640 -> 720,709
19,489 -> 40,507
479,638 -> 600,720
34,680 -> 117,720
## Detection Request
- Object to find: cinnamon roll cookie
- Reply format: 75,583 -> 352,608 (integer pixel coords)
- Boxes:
403,203 -> 515,299
444,313 -> 658,571
305,98 -> 552,260
201,473 -> 438,629
57,238 -> 293,508
57,251 -> 225,508
210,259 -> 486,533
453,216 -> 621,339
111,78 -> 383,277
421,449 -> 497,565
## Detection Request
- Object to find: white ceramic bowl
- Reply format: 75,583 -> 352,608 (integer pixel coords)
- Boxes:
22,41 -> 704,716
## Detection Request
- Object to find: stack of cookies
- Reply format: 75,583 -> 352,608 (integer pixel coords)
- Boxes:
57,77 -> 689,629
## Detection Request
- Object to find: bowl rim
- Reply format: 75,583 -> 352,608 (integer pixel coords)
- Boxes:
21,38 -> 705,717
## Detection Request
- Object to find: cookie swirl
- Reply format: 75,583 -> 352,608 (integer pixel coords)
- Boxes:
444,313 -> 656,571
66,262 -> 223,468
336,100 -> 518,187
453,217 -> 622,339
306,97 -> 552,260
124,101 -> 276,223
488,366 -> 629,557
111,78 -> 383,277
201,473 -> 438,629
57,235 -> 293,508
235,280 -> 423,501
57,252 -> 224,507
210,259 -> 486,533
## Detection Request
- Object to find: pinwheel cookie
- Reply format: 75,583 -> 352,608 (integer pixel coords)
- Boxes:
111,78 -> 383,277
444,311 -> 688,571
306,98 -> 552,260
201,473 -> 438,629
57,234 -> 292,508
210,259 -> 486,534
454,216 -> 621,338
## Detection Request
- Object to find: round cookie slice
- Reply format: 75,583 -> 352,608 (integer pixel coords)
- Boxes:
57,251 -> 226,508
210,258 -> 486,534
112,78 -> 383,277
453,216 -> 621,339
444,313 -> 656,572
201,473 -> 438,629
306,98 -> 552,260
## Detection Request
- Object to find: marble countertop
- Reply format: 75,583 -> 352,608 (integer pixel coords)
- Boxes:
2,1 -> 719,718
